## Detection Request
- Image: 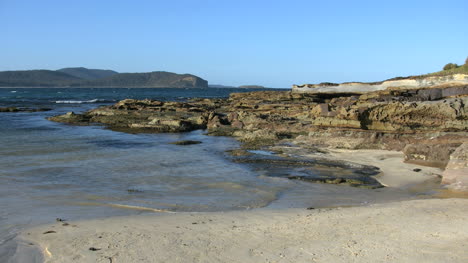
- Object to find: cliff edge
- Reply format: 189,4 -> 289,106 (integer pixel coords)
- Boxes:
293,74 -> 468,93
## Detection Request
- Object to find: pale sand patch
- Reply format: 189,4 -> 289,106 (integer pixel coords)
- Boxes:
19,198 -> 468,263
306,149 -> 444,188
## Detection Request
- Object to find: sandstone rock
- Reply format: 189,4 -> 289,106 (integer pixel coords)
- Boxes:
47,112 -> 90,123
292,74 -> 468,93
403,143 -> 460,168
442,143 -> 468,191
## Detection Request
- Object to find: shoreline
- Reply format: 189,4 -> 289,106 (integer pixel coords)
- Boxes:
12,148 -> 466,262
3,83 -> 467,262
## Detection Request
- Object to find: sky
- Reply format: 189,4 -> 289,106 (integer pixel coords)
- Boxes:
1,0 -> 467,88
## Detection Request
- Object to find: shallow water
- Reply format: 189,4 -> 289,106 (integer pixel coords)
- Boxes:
0,88 -> 423,261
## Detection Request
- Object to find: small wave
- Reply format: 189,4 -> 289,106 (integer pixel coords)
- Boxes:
10,91 -> 17,93
55,99 -> 115,104
75,202 -> 175,213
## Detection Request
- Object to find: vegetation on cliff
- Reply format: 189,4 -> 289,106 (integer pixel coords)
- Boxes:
420,57 -> 468,78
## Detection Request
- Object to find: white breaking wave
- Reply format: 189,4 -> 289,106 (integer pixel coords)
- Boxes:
55,99 -> 114,104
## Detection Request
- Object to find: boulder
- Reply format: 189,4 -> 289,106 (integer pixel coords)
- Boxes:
442,143 -> 468,191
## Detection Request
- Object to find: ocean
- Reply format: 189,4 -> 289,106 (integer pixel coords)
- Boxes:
0,88 -> 416,260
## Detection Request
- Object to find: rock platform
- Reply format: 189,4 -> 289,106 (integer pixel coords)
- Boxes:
48,83 -> 468,190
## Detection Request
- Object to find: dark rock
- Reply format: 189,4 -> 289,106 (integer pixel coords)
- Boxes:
234,155 -> 383,188
127,189 -> 144,193
0,107 -> 52,112
170,140 -> 202,145
0,107 -> 19,112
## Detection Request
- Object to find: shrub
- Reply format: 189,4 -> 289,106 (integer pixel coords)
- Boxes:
443,63 -> 458,70
465,57 -> 468,65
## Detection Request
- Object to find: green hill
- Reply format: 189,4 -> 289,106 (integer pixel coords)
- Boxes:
57,67 -> 118,80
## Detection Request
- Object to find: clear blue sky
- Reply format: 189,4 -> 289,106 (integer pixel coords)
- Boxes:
1,0 -> 467,88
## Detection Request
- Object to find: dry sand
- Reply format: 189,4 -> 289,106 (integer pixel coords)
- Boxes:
18,199 -> 468,263
15,149 -> 468,262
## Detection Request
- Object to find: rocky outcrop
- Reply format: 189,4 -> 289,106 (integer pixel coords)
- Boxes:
293,74 -> 468,93
47,83 -> 468,190
49,98 -> 220,132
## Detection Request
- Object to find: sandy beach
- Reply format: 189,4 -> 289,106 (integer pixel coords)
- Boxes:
17,198 -> 468,263
13,149 -> 468,263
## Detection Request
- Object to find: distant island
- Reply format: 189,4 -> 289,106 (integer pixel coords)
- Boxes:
0,67 -> 208,88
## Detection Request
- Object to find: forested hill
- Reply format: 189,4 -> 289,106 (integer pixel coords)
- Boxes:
57,67 -> 118,80
0,68 -> 208,88
0,70 -> 81,87
84,71 -> 208,88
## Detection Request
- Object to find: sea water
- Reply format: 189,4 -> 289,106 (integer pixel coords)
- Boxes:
0,88 -> 417,260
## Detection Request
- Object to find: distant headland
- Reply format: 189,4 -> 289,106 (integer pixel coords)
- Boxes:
0,67 -> 208,88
